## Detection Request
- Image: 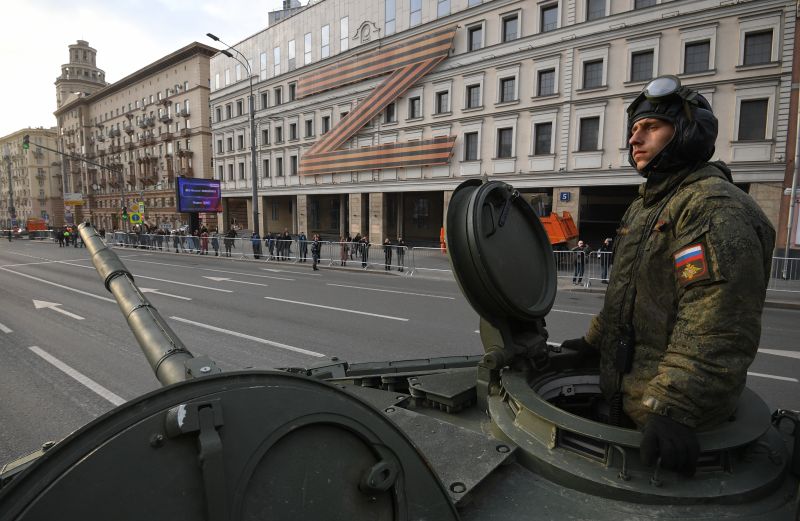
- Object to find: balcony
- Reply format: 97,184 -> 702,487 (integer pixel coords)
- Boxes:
109,145 -> 122,154
159,113 -> 173,124
160,132 -> 173,142
126,142 -> 135,150
139,137 -> 155,146
35,172 -> 45,180
66,142 -> 76,149
179,108 -> 190,117
124,125 -> 134,134
180,128 -> 191,137
178,149 -> 194,157
96,135 -> 106,142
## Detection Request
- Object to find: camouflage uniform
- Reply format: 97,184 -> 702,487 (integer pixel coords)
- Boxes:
584,161 -> 774,430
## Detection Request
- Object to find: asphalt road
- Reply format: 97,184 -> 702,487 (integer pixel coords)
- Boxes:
1,238 -> 798,465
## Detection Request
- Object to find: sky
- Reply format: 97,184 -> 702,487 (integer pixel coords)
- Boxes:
0,0 -> 286,138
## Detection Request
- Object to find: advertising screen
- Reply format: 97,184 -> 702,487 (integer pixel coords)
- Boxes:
176,178 -> 223,213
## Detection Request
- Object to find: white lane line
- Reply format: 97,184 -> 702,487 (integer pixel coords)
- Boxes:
28,346 -> 126,406
140,288 -> 192,301
263,296 -> 408,322
759,348 -> 800,360
747,371 -> 799,383
59,262 -> 234,293
0,268 -> 115,303
203,276 -> 269,287
33,299 -> 84,320
169,316 -> 325,358
326,283 -> 455,300
0,322 -> 12,333
123,258 -> 294,281
262,267 -> 321,276
550,308 -> 596,316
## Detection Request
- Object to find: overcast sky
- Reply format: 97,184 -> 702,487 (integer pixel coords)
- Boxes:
0,0 -> 285,138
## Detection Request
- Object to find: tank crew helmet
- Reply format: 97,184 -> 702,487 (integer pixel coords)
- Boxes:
626,75 -> 718,177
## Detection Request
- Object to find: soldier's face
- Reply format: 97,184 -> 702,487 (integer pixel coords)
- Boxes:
629,118 -> 675,171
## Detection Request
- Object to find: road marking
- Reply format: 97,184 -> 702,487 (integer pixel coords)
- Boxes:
0,268 -> 115,303
758,348 -> 800,360
140,288 -> 192,301
262,267 -> 321,276
58,261 -> 233,293
28,346 -> 126,406
0,322 -> 12,333
747,371 -> 799,383
203,276 -> 269,287
326,283 -> 455,299
33,299 -> 85,320
169,316 -> 325,358
550,308 -> 596,316
123,258 -> 295,281
263,296 -> 408,321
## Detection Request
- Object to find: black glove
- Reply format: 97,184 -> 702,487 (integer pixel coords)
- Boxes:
559,337 -> 599,368
640,414 -> 699,476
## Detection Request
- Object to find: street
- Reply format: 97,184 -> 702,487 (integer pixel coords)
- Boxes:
1,238 -> 798,465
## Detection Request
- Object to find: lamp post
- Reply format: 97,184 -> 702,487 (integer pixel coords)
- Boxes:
207,33 -> 260,237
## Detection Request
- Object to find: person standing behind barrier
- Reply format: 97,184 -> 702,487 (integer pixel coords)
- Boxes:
211,229 -> 220,256
383,238 -> 393,270
56,228 -> 65,247
200,228 -> 209,255
298,232 -> 308,263
71,228 -> 80,247
396,237 -> 406,272
266,233 -> 275,260
598,238 -> 613,284
311,234 -> 321,271
340,236 -> 348,266
571,240 -> 589,285
251,232 -> 262,259
352,233 -> 361,260
282,229 -> 292,261
361,235 -> 370,268
224,228 -> 236,257
172,230 -> 180,253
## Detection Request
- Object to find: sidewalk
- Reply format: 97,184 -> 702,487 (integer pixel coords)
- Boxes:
558,278 -> 800,310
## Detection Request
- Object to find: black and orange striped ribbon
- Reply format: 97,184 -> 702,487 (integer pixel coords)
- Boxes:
298,27 -> 456,175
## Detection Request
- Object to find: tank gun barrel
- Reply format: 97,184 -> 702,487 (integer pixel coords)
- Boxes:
78,223 -> 199,386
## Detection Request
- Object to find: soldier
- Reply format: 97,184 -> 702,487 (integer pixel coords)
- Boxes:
560,76 -> 775,476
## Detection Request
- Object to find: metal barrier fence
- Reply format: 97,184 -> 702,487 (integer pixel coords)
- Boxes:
769,257 -> 800,293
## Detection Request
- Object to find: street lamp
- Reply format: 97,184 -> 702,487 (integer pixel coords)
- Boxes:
207,33 -> 260,237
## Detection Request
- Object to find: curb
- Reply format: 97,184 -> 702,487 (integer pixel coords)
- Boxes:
763,299 -> 800,311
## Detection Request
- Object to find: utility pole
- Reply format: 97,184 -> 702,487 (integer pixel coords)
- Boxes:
3,144 -> 14,230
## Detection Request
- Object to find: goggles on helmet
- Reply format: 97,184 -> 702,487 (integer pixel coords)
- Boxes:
627,75 -> 700,123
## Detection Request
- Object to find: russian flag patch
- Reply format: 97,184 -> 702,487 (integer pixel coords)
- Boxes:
673,243 -> 710,286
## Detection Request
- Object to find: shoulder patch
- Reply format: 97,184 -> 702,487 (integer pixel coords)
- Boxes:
673,243 -> 710,287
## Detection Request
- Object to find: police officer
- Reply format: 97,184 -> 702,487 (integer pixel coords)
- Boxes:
561,76 -> 775,476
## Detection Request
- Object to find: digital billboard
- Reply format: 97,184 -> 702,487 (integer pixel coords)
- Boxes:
176,178 -> 223,213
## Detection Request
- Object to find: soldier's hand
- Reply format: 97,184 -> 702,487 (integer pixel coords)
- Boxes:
640,414 -> 699,476
559,337 -> 599,368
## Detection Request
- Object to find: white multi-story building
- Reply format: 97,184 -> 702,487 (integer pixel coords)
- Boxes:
210,0 -> 797,248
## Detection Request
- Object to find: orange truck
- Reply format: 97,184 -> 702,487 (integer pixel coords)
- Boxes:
26,217 -> 47,233
538,212 -> 578,249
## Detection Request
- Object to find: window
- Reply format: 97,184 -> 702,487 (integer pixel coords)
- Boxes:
437,0 -> 450,18
276,126 -> 283,143
385,102 -> 396,123
630,50 -> 654,82
586,0 -> 604,21
216,139 -> 223,153
321,25 -> 330,59
468,25 -> 483,51
409,96 -> 421,119
534,122 -> 553,155
218,165 -> 224,180
537,69 -> 556,96
237,135 -> 244,150
464,132 -> 479,161
305,119 -> 314,137
227,164 -> 234,180
466,84 -> 481,108
226,137 -> 233,151
579,117 -> 600,151
738,99 -> 768,140
304,33 -> 312,65
322,115 -> 331,134
276,157 -> 284,177
583,60 -> 603,89
235,63 -> 242,82
340,17 -> 349,51
468,0 -> 481,5
236,100 -> 244,116
274,87 -> 283,105
385,0 -> 396,35
435,91 -> 449,114
684,41 -> 710,74
743,31 -> 772,66
289,123 -> 297,140
238,163 -> 245,180
262,129 -> 270,145
502,14 -> 519,42
215,107 -> 222,122
224,69 -> 231,86
290,156 -> 298,175
273,47 -> 281,76
500,78 -> 516,103
261,92 -> 269,109
263,159 -> 270,178
260,52 -> 267,80
289,83 -> 296,101
288,40 -> 296,71
497,128 -> 513,158
634,0 -> 656,8
541,4 -> 558,33
410,0 -> 422,26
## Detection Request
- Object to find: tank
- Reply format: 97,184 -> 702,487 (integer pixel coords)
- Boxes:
0,181 -> 798,520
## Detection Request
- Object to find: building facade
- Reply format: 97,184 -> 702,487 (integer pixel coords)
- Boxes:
54,42 -> 217,231
210,0 -> 797,248
1,128 -> 63,229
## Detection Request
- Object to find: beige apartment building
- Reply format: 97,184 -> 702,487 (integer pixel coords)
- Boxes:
1,128 -> 63,229
210,0 -> 798,248
54,41 -> 217,231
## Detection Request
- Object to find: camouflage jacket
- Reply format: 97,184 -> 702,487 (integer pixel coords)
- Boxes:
584,162 -> 775,429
